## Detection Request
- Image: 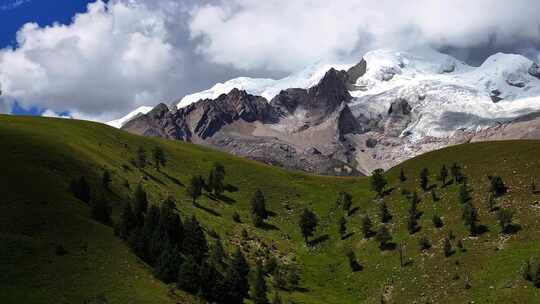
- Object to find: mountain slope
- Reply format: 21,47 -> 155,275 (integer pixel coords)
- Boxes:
113,48 -> 540,175
3,115 -> 540,303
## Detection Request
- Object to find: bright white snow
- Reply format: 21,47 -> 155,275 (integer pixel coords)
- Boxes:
107,106 -> 153,128
176,62 -> 352,109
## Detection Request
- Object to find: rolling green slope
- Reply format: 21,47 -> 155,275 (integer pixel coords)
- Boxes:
1,114 -> 540,303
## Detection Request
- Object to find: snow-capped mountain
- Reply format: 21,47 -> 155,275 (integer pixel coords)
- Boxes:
114,47 -> 540,175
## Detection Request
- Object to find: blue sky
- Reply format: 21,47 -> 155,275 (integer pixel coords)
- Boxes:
0,0 -> 97,47
0,0 -> 95,115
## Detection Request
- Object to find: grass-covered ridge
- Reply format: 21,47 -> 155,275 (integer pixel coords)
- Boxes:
1,114 -> 540,303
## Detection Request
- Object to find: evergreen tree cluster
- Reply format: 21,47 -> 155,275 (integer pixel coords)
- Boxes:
116,184 -> 251,303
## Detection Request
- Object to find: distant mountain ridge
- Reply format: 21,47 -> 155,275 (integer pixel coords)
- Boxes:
114,48 -> 540,175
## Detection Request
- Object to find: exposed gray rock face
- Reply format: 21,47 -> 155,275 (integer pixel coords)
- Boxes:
122,57 -> 540,177
123,68 -> 361,176
529,63 -> 540,79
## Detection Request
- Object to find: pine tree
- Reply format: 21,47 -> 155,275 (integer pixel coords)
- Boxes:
336,192 -> 353,214
361,215 -> 373,239
90,195 -> 112,225
199,260 -> 222,302
117,201 -> 136,239
496,208 -> 515,234
224,249 -> 250,303
418,235 -> 431,251
451,162 -> 462,183
431,188 -> 439,202
407,212 -> 419,234
370,168 -> 387,197
439,165 -> 449,186
70,176 -> 91,203
136,146 -> 147,169
250,189 -> 268,227
141,205 -> 160,262
154,244 -> 182,283
152,146 -> 166,171
399,168 -> 407,182
298,208 -> 318,244
177,255 -> 200,293
338,216 -> 347,238
345,249 -> 362,271
443,238 -> 453,257
458,184 -> 471,204
420,168 -> 429,191
264,256 -> 279,275
432,214 -> 443,228
252,261 -> 269,304
182,216 -> 208,263
208,162 -> 226,195
209,238 -> 228,273
487,193 -> 497,212
462,202 -> 480,236
375,226 -> 392,249
488,175 -> 507,197
102,170 -> 112,190
133,183 -> 148,225
149,199 -> 183,261
186,175 -> 204,203
380,202 -> 392,223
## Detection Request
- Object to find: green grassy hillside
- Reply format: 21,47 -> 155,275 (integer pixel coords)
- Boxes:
1,114 -> 540,303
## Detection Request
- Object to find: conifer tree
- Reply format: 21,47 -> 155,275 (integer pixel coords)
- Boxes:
177,255 -> 200,293
152,146 -> 166,171
252,261 -> 269,304
345,249 -> 362,271
399,168 -> 407,182
338,216 -> 347,238
443,238 -> 453,257
336,192 -> 353,214
496,208 -> 515,234
117,201 -> 136,239
375,226 -> 392,249
431,188 -> 439,202
208,162 -> 226,195
458,184 -> 471,204
199,260 -> 222,301
154,244 -> 182,283
136,146 -> 147,169
90,195 -> 112,225
488,175 -> 507,197
224,249 -> 250,303
451,162 -> 462,183
70,176 -> 91,203
439,164 -> 449,186
209,238 -> 228,273
182,216 -> 208,262
462,202 -> 480,236
420,168 -> 429,191
141,205 -> 160,262
380,202 -> 392,223
133,183 -> 148,225
299,208 -> 318,244
250,189 -> 268,227
432,214 -> 443,228
370,168 -> 387,197
186,175 -> 204,203
487,193 -> 497,212
418,235 -> 431,251
361,215 -> 374,239
102,170 -> 112,190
